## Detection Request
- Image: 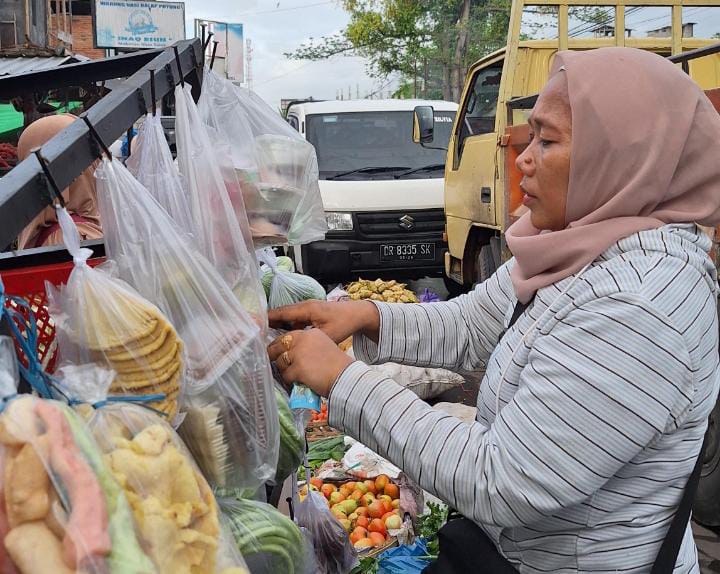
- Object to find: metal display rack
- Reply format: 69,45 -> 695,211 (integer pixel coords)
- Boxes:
0,38 -> 204,253
0,38 -> 206,392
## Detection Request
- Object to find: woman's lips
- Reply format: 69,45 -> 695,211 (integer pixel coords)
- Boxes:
520,183 -> 537,206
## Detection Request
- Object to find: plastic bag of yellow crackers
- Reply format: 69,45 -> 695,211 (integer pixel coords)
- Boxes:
46,206 -> 182,424
59,363 -> 250,574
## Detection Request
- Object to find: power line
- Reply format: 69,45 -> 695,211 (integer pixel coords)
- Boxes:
235,1 -> 335,17
255,58 -> 320,86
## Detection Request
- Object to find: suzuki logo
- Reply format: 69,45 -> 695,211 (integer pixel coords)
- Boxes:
399,215 -> 415,230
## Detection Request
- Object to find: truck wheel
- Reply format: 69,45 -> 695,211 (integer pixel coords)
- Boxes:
475,244 -> 497,285
443,276 -> 469,299
693,397 -> 720,527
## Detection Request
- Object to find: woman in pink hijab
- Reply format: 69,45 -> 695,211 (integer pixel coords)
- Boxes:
269,48 -> 720,572
16,114 -> 102,250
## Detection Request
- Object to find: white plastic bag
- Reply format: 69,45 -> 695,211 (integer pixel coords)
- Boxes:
126,113 -> 194,235
175,83 -> 266,323
95,157 -> 279,492
257,249 -> 326,309
198,70 -> 327,246
346,347 -> 465,400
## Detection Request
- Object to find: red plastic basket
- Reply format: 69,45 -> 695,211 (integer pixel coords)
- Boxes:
1,258 -> 105,373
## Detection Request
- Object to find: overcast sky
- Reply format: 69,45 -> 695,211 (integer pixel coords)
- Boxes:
182,0 -> 400,108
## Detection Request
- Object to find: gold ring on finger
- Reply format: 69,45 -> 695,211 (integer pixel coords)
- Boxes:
281,335 -> 293,351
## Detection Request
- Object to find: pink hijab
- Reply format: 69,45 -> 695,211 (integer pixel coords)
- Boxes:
505,47 -> 720,303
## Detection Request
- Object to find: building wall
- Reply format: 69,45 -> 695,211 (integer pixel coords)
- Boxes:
69,14 -> 102,58
49,14 -> 103,58
0,0 -> 48,48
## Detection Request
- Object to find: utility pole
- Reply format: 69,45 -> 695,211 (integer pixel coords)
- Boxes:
413,57 -> 418,98
246,38 -> 253,90
423,57 -> 428,98
356,84 -> 360,99
348,85 -> 351,100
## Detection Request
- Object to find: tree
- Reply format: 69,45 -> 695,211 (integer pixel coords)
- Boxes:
285,0 -> 510,102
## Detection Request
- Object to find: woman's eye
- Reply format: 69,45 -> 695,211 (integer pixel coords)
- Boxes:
539,139 -> 552,147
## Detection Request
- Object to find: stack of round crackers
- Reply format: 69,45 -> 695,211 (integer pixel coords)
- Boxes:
81,283 -> 182,421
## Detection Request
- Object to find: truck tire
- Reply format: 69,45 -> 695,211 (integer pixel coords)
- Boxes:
443,276 -> 469,299
475,244 -> 497,285
693,396 -> 720,527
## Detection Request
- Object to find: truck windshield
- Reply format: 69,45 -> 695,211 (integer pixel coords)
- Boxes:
306,110 -> 456,180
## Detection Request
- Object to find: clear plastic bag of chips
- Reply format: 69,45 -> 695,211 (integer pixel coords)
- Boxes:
0,391 -> 157,573
198,70 -> 327,247
47,206 -> 183,422
94,157 -> 279,492
57,364 -> 250,574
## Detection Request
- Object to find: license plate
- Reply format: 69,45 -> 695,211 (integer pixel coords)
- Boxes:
380,243 -> 435,262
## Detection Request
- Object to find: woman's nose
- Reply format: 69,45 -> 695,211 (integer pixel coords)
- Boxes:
516,146 -> 534,175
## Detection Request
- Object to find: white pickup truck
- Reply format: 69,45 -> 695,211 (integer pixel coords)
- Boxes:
286,98 -> 458,284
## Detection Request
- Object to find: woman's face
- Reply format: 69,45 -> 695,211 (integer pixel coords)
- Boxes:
515,74 -> 572,231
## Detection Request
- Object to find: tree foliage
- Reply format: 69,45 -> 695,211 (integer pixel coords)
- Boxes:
285,0 -> 511,101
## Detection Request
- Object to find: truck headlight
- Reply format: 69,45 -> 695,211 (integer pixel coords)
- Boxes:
326,212 -> 353,231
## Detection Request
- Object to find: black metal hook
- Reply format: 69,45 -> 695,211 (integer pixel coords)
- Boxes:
80,115 -> 112,160
32,148 -> 66,208
210,41 -> 219,70
173,45 -> 184,88
149,68 -> 157,116
203,31 -> 214,52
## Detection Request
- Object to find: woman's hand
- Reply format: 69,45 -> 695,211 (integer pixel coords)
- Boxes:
268,300 -> 380,344
267,329 -> 353,397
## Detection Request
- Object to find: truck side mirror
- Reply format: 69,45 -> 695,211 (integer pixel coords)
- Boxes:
412,105 -> 435,144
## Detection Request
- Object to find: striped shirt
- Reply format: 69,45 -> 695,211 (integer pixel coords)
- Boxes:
327,224 -> 720,573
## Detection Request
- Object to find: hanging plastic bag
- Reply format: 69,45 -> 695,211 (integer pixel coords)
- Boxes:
47,207 -> 183,422
218,495 -> 315,574
0,337 -> 19,574
198,70 -> 327,246
174,83 -> 266,322
257,249 -> 326,309
0,390 -> 159,574
294,491 -> 358,574
126,113 -> 194,235
57,364 -> 249,574
95,157 -> 279,492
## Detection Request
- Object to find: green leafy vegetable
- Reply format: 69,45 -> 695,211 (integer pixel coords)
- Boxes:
416,502 -> 449,557
350,555 -> 380,574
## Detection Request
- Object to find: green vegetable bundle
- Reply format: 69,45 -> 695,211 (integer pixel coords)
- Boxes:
219,496 -> 312,574
275,388 -> 305,483
258,249 -> 326,309
298,435 -> 349,481
260,256 -> 294,297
